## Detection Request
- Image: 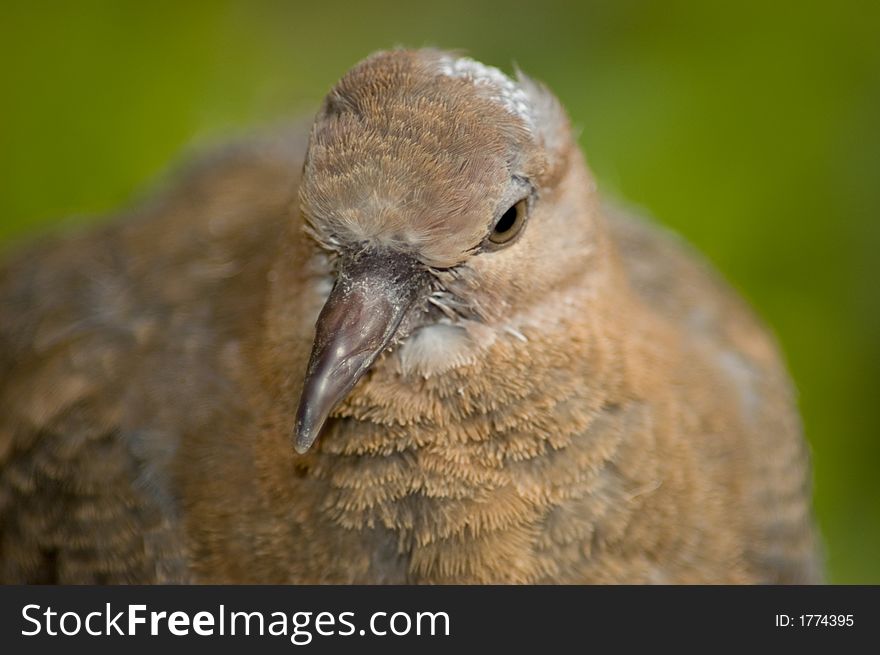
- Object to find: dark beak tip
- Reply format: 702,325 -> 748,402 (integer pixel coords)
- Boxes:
292,418 -> 319,454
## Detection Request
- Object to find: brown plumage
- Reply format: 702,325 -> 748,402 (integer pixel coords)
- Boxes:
0,49 -> 821,583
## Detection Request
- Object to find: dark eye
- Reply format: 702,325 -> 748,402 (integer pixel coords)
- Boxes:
487,198 -> 527,247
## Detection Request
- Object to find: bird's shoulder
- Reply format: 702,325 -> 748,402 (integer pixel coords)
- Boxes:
0,127 -> 308,582
605,203 -> 821,583
605,201 -> 784,375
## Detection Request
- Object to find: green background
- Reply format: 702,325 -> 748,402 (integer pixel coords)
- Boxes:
2,1 -> 877,582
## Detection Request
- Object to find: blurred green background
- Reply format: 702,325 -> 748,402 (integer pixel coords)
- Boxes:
1,1 -> 878,582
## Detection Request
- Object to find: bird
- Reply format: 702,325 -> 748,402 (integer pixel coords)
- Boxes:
0,48 -> 822,584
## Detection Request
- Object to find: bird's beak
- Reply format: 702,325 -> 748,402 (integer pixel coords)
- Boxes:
292,249 -> 427,453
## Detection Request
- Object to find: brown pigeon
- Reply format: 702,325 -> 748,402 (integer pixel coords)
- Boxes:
0,49 -> 821,584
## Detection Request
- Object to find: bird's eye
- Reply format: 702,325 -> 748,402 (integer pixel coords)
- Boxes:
487,198 -> 527,247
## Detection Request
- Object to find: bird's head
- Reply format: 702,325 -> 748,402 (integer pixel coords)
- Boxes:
293,49 -> 605,452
